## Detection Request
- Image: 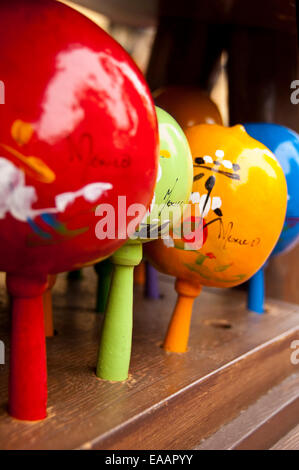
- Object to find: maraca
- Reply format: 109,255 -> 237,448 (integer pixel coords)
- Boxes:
0,0 -> 158,420
96,106 -> 193,381
94,101 -> 196,313
142,85 -> 224,300
153,85 -> 223,128
145,124 -> 287,353
244,124 -> 299,313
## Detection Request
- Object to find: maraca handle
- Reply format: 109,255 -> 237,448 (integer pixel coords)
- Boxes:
43,274 -> 57,337
163,279 -> 202,353
134,261 -> 146,285
145,262 -> 160,299
7,273 -> 48,421
247,267 -> 265,314
95,258 -> 113,314
96,242 -> 142,382
67,270 -> 82,280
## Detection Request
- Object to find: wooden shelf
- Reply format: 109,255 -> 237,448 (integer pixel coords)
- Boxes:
271,423 -> 299,450
0,269 -> 298,450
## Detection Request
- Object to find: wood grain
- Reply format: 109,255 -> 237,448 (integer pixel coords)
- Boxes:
196,373 -> 299,450
0,269 -> 298,449
271,424 -> 299,450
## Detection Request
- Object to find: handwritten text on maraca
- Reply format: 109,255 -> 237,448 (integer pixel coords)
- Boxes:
0,81 -> 4,104
218,221 -> 261,250
68,133 -> 131,169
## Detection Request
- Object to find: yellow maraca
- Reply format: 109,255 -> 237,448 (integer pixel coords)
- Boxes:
145,124 -> 287,352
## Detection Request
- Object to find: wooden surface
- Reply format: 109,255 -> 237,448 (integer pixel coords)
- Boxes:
0,269 -> 298,450
196,373 -> 299,450
271,424 -> 299,450
265,245 -> 299,305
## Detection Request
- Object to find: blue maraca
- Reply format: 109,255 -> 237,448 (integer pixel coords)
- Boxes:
244,123 -> 299,313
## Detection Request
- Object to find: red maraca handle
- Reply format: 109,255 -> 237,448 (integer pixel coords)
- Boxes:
7,274 -> 48,421
43,275 -> 57,338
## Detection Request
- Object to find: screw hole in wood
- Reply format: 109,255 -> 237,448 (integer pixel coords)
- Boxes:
205,319 -> 232,329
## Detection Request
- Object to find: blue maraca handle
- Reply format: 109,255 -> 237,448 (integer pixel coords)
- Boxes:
247,268 -> 265,314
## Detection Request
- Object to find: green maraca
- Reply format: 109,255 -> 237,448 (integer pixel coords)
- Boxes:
96,107 -> 193,381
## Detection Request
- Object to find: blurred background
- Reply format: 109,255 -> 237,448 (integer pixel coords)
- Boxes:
59,0 -> 299,305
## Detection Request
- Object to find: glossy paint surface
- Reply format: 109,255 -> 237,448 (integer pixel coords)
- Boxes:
154,86 -> 223,129
145,124 -> 287,288
244,123 -> 299,255
0,0 -> 159,276
136,107 -> 193,239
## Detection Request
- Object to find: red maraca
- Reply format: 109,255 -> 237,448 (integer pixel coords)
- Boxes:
0,0 -> 158,420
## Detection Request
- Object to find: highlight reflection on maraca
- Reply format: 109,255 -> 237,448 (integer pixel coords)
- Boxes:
244,123 -> 299,314
145,124 -> 287,353
96,107 -> 193,382
0,0 -> 158,420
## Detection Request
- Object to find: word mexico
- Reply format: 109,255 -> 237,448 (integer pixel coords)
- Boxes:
0,81 -> 4,104
105,454 -> 194,466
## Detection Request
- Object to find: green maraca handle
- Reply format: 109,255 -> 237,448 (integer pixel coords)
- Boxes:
95,258 -> 113,313
96,242 -> 142,381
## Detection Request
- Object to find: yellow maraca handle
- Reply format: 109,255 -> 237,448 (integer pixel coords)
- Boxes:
163,279 -> 201,353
